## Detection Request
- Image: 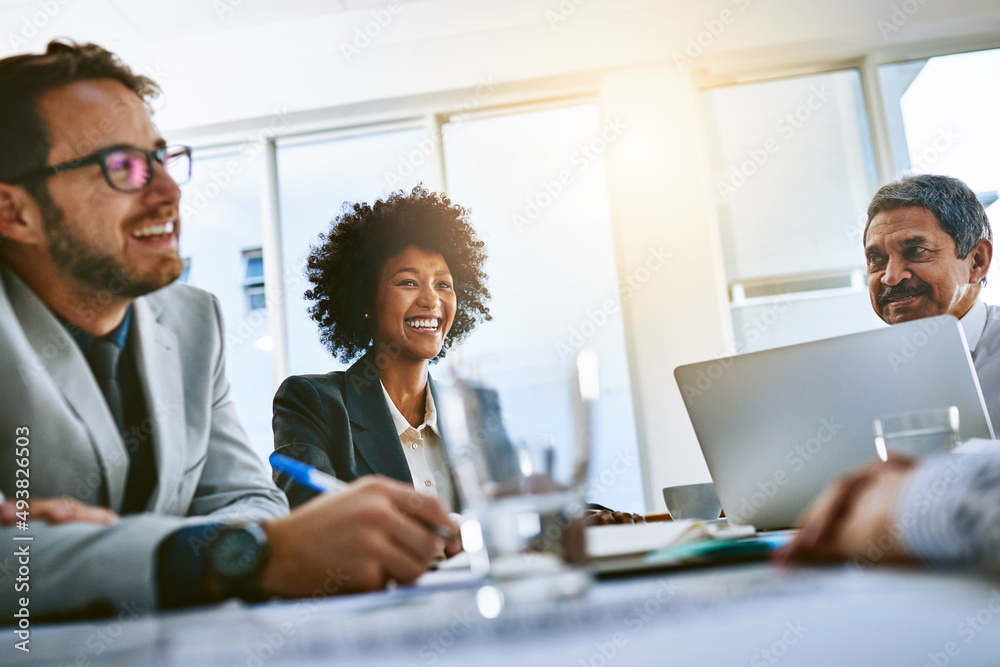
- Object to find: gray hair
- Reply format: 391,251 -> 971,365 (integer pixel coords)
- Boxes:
864,174 -> 992,258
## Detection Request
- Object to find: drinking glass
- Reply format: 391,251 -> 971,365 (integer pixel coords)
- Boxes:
437,351 -> 599,597
873,406 -> 960,461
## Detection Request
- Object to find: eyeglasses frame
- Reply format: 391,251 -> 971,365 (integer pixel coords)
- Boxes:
8,144 -> 193,193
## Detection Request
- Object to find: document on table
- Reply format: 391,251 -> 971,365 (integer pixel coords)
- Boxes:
585,520 -> 710,559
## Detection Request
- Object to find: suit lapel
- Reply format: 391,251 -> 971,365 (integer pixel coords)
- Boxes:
131,295 -> 187,512
2,267 -> 129,508
344,353 -> 412,484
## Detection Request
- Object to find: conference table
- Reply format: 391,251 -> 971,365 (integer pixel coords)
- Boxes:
14,556 -> 1000,666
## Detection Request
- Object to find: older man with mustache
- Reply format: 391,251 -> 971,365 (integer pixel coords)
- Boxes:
864,174 -> 997,425
780,174 -> 1000,569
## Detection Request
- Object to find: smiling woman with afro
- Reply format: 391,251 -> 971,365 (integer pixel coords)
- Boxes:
271,185 -> 491,511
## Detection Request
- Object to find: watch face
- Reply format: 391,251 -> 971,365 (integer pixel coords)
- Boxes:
213,529 -> 262,579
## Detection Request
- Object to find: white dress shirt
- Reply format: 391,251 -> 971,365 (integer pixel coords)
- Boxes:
380,381 -> 455,512
960,299 -> 988,351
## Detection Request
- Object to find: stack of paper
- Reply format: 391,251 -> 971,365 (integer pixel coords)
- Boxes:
585,520 -> 710,559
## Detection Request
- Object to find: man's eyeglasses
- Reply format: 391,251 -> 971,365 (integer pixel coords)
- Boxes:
9,144 -> 193,193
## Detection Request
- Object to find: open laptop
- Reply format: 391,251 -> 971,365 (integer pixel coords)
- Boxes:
674,314 -> 994,531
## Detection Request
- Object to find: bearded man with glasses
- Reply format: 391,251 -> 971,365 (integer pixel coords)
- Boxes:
0,41 -> 456,622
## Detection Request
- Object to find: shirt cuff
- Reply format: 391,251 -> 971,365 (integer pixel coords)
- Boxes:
156,523 -> 225,609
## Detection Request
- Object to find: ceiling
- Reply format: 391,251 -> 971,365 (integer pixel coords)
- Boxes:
0,0 -> 997,131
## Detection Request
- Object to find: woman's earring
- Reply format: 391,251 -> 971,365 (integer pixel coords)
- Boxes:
364,313 -> 369,319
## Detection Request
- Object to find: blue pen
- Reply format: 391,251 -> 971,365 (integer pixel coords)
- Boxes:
269,452 -> 457,541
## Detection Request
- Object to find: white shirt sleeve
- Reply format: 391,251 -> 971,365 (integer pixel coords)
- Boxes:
894,450 -> 1000,569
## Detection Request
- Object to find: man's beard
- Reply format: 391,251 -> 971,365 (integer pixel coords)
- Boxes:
36,186 -> 182,299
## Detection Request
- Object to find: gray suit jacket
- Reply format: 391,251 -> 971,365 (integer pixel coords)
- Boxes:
0,265 -> 288,618
972,303 -> 1000,432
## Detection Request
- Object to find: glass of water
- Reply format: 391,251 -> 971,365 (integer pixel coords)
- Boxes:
437,352 -> 599,598
873,406 -> 961,461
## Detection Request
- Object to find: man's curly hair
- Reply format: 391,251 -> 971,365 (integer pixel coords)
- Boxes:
305,186 -> 492,363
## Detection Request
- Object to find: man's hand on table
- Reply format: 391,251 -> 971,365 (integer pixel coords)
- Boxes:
0,497 -> 120,526
775,454 -> 919,565
260,475 -> 459,597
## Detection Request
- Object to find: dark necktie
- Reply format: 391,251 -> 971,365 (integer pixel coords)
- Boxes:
88,339 -> 124,431
88,337 -> 156,513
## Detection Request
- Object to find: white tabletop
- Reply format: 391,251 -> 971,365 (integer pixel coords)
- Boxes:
15,562 -> 1000,666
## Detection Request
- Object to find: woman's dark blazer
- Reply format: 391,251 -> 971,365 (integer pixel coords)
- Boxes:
272,352 -> 440,508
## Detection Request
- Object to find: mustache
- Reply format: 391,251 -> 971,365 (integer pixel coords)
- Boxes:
877,282 -> 931,307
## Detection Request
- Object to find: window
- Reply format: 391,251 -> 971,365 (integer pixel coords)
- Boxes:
701,69 -> 885,353
242,248 -> 265,311
878,47 -> 1000,302
178,257 -> 192,283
